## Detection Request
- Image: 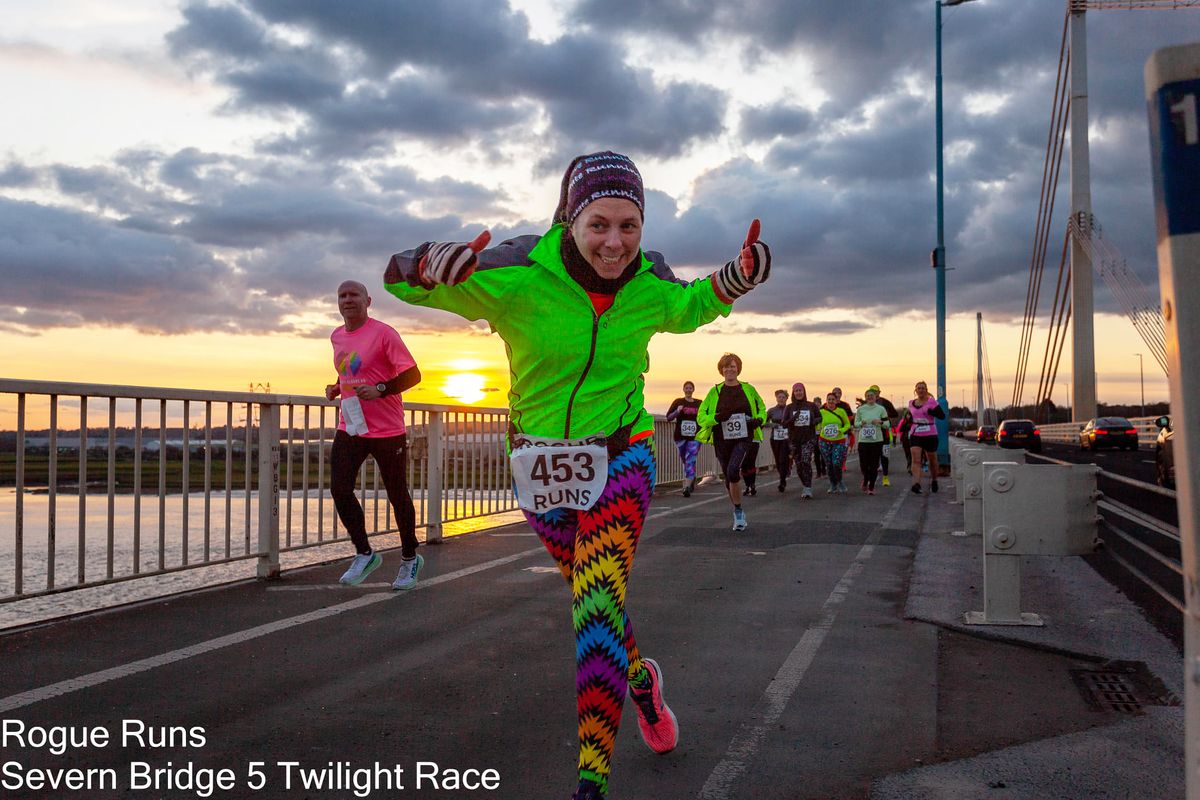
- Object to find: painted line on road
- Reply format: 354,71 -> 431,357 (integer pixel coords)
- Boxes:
267,584 -> 387,592
0,486 -> 737,714
698,489 -> 906,800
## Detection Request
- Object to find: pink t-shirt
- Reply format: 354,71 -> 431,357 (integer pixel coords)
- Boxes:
909,397 -> 940,437
331,318 -> 417,438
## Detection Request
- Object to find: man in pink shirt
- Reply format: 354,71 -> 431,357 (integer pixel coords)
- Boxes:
325,280 -> 423,588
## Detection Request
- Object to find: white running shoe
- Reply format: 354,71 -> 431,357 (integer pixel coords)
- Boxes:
732,508 -> 747,531
801,487 -> 813,499
391,554 -> 424,591
340,551 -> 381,585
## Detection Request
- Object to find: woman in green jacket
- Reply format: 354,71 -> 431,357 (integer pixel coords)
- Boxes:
384,152 -> 770,800
818,390 -> 853,494
696,352 -> 767,531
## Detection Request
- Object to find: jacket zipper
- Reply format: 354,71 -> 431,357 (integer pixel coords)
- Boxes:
564,314 -> 600,438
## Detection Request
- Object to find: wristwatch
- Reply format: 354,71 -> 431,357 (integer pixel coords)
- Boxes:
375,382 -> 388,396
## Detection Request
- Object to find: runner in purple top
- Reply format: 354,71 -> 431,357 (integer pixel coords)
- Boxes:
666,382 -> 702,496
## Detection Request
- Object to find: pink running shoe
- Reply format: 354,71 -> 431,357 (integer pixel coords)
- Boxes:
630,658 -> 679,753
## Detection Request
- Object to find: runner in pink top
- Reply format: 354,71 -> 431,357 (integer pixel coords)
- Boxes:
330,316 -> 416,436
324,280 -> 424,590
906,380 -> 945,494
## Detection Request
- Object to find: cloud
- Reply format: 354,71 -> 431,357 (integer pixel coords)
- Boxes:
166,0 -> 727,160
0,197 -> 271,335
706,319 -> 876,335
2,0 -> 1191,346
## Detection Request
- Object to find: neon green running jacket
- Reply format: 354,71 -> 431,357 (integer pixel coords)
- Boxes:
384,224 -> 731,441
695,381 -> 768,444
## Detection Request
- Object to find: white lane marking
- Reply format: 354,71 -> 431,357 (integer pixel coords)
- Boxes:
698,489 -> 906,800
0,546 -> 546,714
0,484 -> 738,713
523,566 -> 561,574
267,584 -> 386,592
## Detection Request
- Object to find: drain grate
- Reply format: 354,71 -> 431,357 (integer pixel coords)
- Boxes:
1069,661 -> 1180,715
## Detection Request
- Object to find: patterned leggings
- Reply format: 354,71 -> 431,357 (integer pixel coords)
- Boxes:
675,439 -> 701,480
792,438 -> 817,487
819,439 -> 848,486
522,438 -> 656,793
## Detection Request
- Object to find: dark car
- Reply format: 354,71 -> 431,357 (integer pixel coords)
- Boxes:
1156,415 -> 1175,489
1079,417 -> 1139,451
976,425 -> 997,444
997,419 -> 1041,453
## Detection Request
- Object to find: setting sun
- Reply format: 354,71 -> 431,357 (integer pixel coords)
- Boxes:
444,372 -> 487,405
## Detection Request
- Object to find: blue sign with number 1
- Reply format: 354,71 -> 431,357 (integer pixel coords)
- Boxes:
1149,77 -> 1200,240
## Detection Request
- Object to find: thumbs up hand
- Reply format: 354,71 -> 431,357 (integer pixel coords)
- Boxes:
710,219 -> 771,303
417,230 -> 492,288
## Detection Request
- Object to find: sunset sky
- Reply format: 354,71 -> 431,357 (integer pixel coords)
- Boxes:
2,0 -> 1189,425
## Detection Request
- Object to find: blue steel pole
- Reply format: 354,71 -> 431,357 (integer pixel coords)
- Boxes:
934,1 -> 950,467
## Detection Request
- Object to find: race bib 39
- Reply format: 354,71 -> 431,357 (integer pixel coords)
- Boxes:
721,414 -> 749,440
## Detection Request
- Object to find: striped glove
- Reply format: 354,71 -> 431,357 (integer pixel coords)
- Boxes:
416,230 -> 491,288
711,219 -> 771,303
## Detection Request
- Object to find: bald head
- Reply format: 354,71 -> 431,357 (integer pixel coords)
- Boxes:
337,280 -> 372,331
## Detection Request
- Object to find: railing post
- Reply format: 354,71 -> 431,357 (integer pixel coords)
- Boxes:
426,410 -> 445,544
256,403 -> 280,579
1146,43 -> 1200,800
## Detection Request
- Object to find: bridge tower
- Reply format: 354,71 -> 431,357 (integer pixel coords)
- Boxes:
1069,4 -> 1097,421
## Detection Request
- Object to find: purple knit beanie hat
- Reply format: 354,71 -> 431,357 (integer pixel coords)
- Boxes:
553,151 -> 645,226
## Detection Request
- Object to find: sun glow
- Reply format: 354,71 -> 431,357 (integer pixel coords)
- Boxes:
444,372 -> 487,405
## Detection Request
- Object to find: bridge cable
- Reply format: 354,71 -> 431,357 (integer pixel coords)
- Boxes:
1012,6 -> 1071,410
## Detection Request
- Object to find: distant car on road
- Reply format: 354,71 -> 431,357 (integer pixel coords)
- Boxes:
976,425 -> 996,444
1079,417 -> 1139,451
997,419 -> 1041,453
1155,415 -> 1175,489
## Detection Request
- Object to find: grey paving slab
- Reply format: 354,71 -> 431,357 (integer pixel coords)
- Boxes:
879,474 -> 1185,800
0,468 -> 1185,800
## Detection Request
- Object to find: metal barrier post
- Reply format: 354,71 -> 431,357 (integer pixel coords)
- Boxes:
965,462 -> 1099,627
954,445 -> 982,505
426,410 -> 445,543
1146,43 -> 1200,799
256,403 -> 280,579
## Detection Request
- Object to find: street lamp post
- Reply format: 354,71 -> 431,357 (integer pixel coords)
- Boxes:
934,0 -> 978,468
1136,353 -> 1145,417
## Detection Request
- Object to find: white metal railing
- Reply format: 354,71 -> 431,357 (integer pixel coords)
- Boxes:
1017,415 -> 1163,447
0,378 -> 774,604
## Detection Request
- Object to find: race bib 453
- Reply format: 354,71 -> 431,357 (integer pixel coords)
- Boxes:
510,434 -> 608,513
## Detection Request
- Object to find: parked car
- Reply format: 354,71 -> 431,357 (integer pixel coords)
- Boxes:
1156,415 -> 1175,489
1079,417 -> 1139,451
976,425 -> 997,444
996,419 -> 1041,452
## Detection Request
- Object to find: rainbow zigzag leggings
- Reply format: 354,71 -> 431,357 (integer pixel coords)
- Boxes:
522,438 -> 656,793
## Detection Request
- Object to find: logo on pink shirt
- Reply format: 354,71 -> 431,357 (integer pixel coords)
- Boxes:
336,351 -> 363,376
